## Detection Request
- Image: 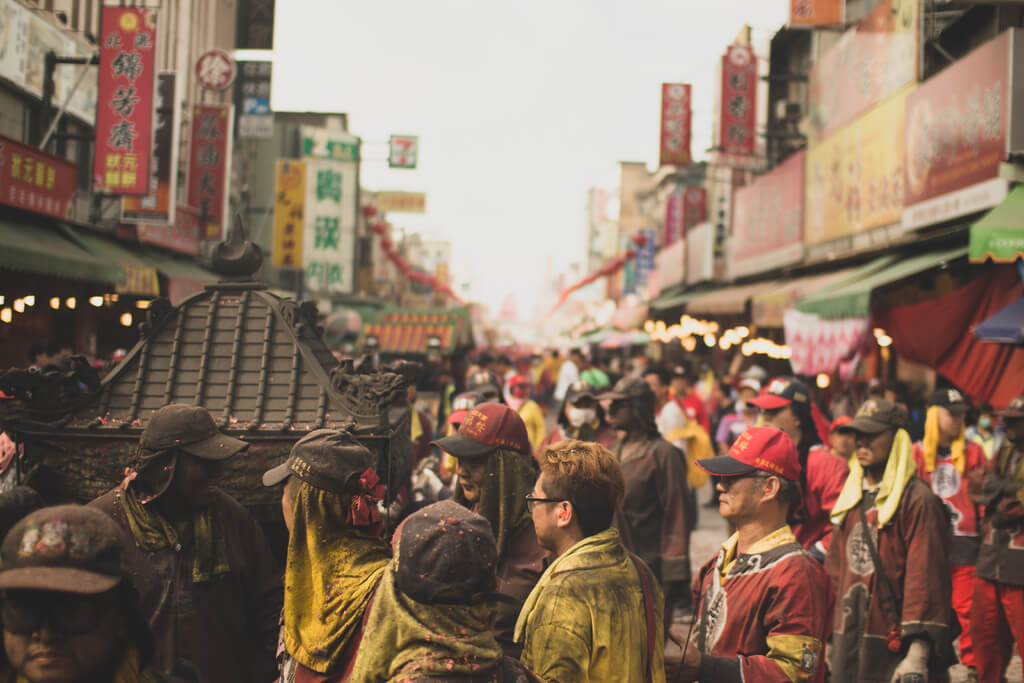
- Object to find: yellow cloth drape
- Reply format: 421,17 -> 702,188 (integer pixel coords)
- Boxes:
119,485 -> 229,583
349,566 -> 502,682
410,403 -> 424,443
452,449 -> 535,561
921,406 -> 966,474
283,481 -> 390,674
518,399 -> 548,451
831,428 -> 916,528
665,422 -> 714,489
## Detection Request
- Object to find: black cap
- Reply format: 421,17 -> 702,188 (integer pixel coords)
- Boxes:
596,376 -> 654,402
141,404 -> 248,461
997,395 -> 1024,419
749,377 -> 812,411
928,388 -> 970,415
564,380 -> 597,404
395,500 -> 497,605
262,428 -> 376,493
0,505 -> 126,594
467,370 -> 502,401
838,398 -> 911,435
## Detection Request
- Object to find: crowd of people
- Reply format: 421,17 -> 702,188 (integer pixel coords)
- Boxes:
0,346 -> 1021,683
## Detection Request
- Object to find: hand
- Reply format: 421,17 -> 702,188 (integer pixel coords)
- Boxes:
666,625 -> 701,682
890,639 -> 928,683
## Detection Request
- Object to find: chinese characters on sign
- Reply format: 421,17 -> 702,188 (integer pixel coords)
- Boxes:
660,83 -> 692,166
301,126 -> 360,162
375,191 -> 427,214
664,187 -> 683,247
236,61 -> 273,139
388,135 -> 418,169
790,0 -> 843,27
303,158 -> 356,294
719,44 -> 758,156
186,104 -> 233,241
0,133 -> 77,219
272,160 -> 306,268
683,186 -> 707,235
94,7 -> 156,195
122,73 -> 177,224
731,150 -> 805,277
195,49 -> 235,91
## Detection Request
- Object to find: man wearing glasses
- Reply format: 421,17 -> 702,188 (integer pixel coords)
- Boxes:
675,426 -> 830,683
515,439 -> 665,682
827,399 -> 956,683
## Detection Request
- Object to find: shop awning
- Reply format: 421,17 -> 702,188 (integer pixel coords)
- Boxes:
686,280 -> 782,316
970,185 -> 1024,263
794,248 -> 967,319
975,296 -> 1024,343
0,219 -> 125,284
143,250 -> 219,283
752,267 -> 858,327
61,226 -> 160,296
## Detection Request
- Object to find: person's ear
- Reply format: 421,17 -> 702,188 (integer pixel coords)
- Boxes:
761,476 -> 781,504
556,501 -> 573,528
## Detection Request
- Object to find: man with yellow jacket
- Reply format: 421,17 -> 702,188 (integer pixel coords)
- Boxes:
515,439 -> 665,682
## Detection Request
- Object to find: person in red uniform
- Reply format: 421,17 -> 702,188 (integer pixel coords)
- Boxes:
751,377 -> 848,560
969,395 -> 1024,683
670,365 -> 711,435
912,388 -> 986,679
827,399 -> 956,683
674,426 -> 831,682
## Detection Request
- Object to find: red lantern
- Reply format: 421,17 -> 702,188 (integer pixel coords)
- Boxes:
362,205 -> 378,218
372,221 -> 388,235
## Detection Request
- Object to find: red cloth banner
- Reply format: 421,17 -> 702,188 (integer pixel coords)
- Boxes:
719,45 -> 757,156
682,186 -> 707,236
876,266 -> 1024,408
94,7 -> 156,195
187,104 -> 233,240
0,134 -> 77,219
660,83 -> 692,166
664,188 -> 682,247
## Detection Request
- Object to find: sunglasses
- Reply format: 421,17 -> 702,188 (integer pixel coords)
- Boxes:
2,592 -> 115,636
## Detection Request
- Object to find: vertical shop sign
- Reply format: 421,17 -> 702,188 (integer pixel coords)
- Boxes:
682,186 -> 707,235
122,73 -> 177,223
660,83 -> 692,166
303,158 -> 356,294
719,44 -> 757,156
272,160 -> 306,268
236,61 -> 273,139
0,133 -> 77,218
187,104 -> 234,241
664,186 -> 683,247
790,0 -> 843,27
94,7 -> 157,195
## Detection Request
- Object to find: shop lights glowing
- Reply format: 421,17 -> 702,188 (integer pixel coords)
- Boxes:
703,333 -> 716,347
65,297 -> 76,310
0,308 -> 10,323
49,297 -> 60,310
0,296 -> 4,305
816,373 -> 831,389
873,327 -> 893,348
89,296 -> 104,307
740,337 -> 792,360
22,295 -> 34,307
120,313 -> 133,327
647,315 -> 720,344
681,336 -> 697,351
136,300 -> 151,310
12,299 -> 24,313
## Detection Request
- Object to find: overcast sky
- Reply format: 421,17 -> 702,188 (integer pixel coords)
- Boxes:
272,1 -> 789,316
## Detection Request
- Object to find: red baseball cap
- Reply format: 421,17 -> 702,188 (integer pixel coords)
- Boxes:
508,374 -> 529,388
697,426 -> 801,481
749,377 -> 811,411
830,415 -> 853,435
431,403 -> 531,459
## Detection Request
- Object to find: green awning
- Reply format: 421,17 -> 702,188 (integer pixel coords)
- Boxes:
795,247 -> 967,319
970,185 -> 1024,262
60,225 -> 161,296
144,250 -> 219,283
649,285 -> 706,312
0,219 -> 125,284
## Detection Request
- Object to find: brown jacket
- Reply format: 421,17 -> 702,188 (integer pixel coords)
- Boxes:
495,520 -> 548,657
92,489 -> 283,683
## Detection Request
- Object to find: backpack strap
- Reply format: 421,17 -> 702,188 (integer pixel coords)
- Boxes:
629,552 -> 657,683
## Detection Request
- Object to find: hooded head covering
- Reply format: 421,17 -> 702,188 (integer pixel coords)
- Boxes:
597,377 -> 659,437
452,449 -> 536,562
921,405 -> 967,475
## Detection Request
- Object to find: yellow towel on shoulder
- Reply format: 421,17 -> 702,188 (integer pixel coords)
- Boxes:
831,428 -> 915,528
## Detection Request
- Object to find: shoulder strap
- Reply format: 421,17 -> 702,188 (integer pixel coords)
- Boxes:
857,498 -> 902,623
628,552 -> 657,683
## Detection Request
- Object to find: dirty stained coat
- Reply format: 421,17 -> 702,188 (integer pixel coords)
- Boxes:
92,488 -> 283,683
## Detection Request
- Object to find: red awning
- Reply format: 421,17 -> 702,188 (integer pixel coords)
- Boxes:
363,322 -> 456,355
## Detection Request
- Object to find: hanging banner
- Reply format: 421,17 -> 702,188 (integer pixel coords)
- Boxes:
731,150 -> 804,278
659,83 -> 692,166
0,133 -> 77,219
303,158 -> 357,294
94,7 -> 157,196
186,104 -> 234,241
272,160 -> 306,268
122,72 -> 177,224
664,186 -> 683,247
808,0 -> 918,143
902,29 -> 1017,231
236,61 -> 273,139
790,0 -> 843,27
718,44 -> 757,156
682,186 -> 707,235
806,87 -> 910,246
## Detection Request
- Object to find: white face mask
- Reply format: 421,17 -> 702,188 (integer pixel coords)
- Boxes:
507,396 -> 525,411
567,407 -> 596,428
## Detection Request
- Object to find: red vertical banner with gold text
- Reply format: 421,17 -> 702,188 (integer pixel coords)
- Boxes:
682,186 -> 707,236
94,7 -> 157,195
187,104 -> 234,240
719,44 -> 757,156
659,83 -> 691,166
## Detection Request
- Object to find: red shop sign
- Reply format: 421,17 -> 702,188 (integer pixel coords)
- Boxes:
719,44 -> 758,156
186,104 -> 234,241
660,83 -> 692,166
0,134 -> 77,219
93,7 -> 157,196
682,186 -> 707,235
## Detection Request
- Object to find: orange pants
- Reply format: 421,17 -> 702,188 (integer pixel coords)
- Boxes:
951,565 -> 976,667
971,576 -> 1024,683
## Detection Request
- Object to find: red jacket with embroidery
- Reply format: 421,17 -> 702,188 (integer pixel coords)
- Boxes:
912,440 -> 986,566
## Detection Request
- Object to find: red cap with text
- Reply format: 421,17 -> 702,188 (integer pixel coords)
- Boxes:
697,426 -> 801,482
431,402 -> 531,459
